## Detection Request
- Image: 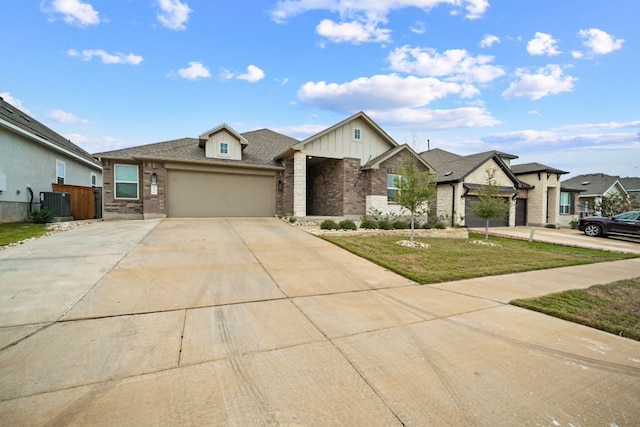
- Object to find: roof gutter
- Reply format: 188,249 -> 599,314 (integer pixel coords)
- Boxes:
1,118 -> 101,171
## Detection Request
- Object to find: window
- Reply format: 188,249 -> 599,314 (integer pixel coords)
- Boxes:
353,128 -> 361,141
560,192 -> 573,214
387,174 -> 401,202
114,164 -> 139,199
56,160 -> 65,184
579,200 -> 590,218
91,173 -> 97,187
220,142 -> 229,154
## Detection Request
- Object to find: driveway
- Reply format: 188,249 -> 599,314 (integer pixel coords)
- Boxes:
1,219 -> 639,425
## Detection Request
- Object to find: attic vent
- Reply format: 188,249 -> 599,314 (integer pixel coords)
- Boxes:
1,105 -> 13,114
20,115 -> 31,122
444,171 -> 453,176
581,181 -> 590,185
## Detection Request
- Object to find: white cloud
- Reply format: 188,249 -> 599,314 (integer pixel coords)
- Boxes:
559,120 -> 640,131
221,65 -> 266,83
571,50 -> 584,59
237,65 -> 266,83
526,32 -> 560,56
67,49 -> 143,65
480,34 -> 500,48
271,0 -> 489,22
169,61 -> 211,80
156,0 -> 192,30
0,92 -> 31,114
411,21 -> 426,35
272,124 -> 328,139
42,0 -> 101,27
297,74 -> 478,113
578,28 -> 624,55
316,18 -> 391,44
387,46 -> 505,84
368,107 -> 500,129
66,133 -> 138,154
49,109 -> 89,124
270,0 -> 489,45
502,64 -> 577,100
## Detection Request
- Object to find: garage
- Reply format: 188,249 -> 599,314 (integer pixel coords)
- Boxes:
167,169 -> 276,217
464,195 -> 510,228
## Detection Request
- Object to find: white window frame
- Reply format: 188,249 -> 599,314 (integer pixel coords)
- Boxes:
560,192 -> 571,215
353,128 -> 362,141
91,172 -> 98,187
56,160 -> 65,184
387,173 -> 401,203
114,164 -> 139,200
219,142 -> 229,155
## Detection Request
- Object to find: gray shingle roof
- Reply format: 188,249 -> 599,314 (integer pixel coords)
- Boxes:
0,96 -> 100,168
619,177 -> 640,192
94,128 -> 300,168
561,173 -> 621,195
510,162 -> 568,175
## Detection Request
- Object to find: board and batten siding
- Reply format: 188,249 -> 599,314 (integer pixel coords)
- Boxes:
301,119 -> 393,165
204,129 -> 242,160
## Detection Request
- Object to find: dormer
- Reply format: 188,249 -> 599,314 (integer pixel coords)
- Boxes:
198,124 -> 248,160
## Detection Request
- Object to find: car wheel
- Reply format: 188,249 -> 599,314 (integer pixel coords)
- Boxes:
583,224 -> 602,237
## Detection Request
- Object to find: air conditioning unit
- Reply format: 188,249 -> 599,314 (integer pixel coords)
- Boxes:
40,192 -> 71,217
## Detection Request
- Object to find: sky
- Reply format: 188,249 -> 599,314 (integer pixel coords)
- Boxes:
2,0 -> 639,179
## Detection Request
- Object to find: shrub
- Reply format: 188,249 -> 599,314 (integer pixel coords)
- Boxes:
431,221 -> 446,229
545,223 -> 557,229
378,219 -> 393,230
320,219 -> 339,230
392,220 -> 409,229
360,218 -> 379,229
288,216 -> 296,223
338,219 -> 357,230
28,207 -> 54,224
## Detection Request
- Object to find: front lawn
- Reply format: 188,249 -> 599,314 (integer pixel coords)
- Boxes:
512,278 -> 640,341
0,223 -> 48,247
320,233 -> 637,284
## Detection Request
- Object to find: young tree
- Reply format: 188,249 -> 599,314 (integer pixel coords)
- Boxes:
595,193 -> 630,217
470,169 -> 511,240
395,156 -> 436,242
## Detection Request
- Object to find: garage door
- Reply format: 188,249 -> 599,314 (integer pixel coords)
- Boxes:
464,196 -> 509,228
167,170 -> 276,217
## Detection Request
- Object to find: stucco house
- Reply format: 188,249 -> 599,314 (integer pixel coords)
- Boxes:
0,96 -> 102,222
420,149 -> 568,227
95,112 -> 433,220
561,174 -> 633,222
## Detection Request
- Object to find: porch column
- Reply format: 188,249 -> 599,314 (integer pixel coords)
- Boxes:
293,151 -> 306,219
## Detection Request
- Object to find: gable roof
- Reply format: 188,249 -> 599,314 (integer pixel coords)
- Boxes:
510,162 -> 568,175
420,149 -> 526,188
198,123 -> 248,149
363,144 -> 434,171
95,128 -> 299,169
275,111 -> 397,159
0,96 -> 100,170
619,177 -> 640,193
561,173 -> 627,196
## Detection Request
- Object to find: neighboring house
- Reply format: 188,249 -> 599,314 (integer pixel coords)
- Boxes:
95,112 -> 434,220
0,96 -> 102,223
561,174 -> 635,221
619,177 -> 640,207
420,149 -> 568,227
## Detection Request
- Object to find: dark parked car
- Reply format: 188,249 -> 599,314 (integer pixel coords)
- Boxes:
578,211 -> 640,237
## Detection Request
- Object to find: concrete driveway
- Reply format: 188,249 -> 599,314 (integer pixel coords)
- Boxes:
1,219 -> 639,425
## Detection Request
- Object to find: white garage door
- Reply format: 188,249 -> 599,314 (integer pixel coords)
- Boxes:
167,169 -> 276,217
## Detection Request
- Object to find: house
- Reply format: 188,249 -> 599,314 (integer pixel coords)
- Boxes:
420,149 -> 568,227
0,96 -> 102,223
95,112 -> 434,220
561,173 -> 635,221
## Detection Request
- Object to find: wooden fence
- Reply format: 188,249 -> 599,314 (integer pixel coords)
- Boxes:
52,183 -> 97,220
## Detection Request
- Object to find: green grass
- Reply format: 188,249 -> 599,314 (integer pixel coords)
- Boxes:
512,278 -> 640,341
0,223 -> 48,246
320,233 -> 637,284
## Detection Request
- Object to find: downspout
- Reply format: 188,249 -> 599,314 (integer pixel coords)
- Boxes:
27,186 -> 34,213
449,183 -> 456,227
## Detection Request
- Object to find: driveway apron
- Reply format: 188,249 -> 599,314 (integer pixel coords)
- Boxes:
0,218 -> 639,426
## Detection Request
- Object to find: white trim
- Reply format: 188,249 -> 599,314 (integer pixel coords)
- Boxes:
91,172 -> 98,186
0,117 -> 101,170
114,164 -> 139,200
56,159 -> 66,184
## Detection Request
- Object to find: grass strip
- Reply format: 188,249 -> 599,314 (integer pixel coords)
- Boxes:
0,223 -> 48,246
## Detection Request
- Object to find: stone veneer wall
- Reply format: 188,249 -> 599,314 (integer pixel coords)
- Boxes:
102,160 -> 144,219
141,162 -> 167,219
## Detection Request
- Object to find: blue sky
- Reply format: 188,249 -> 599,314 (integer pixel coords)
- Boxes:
2,0 -> 639,178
